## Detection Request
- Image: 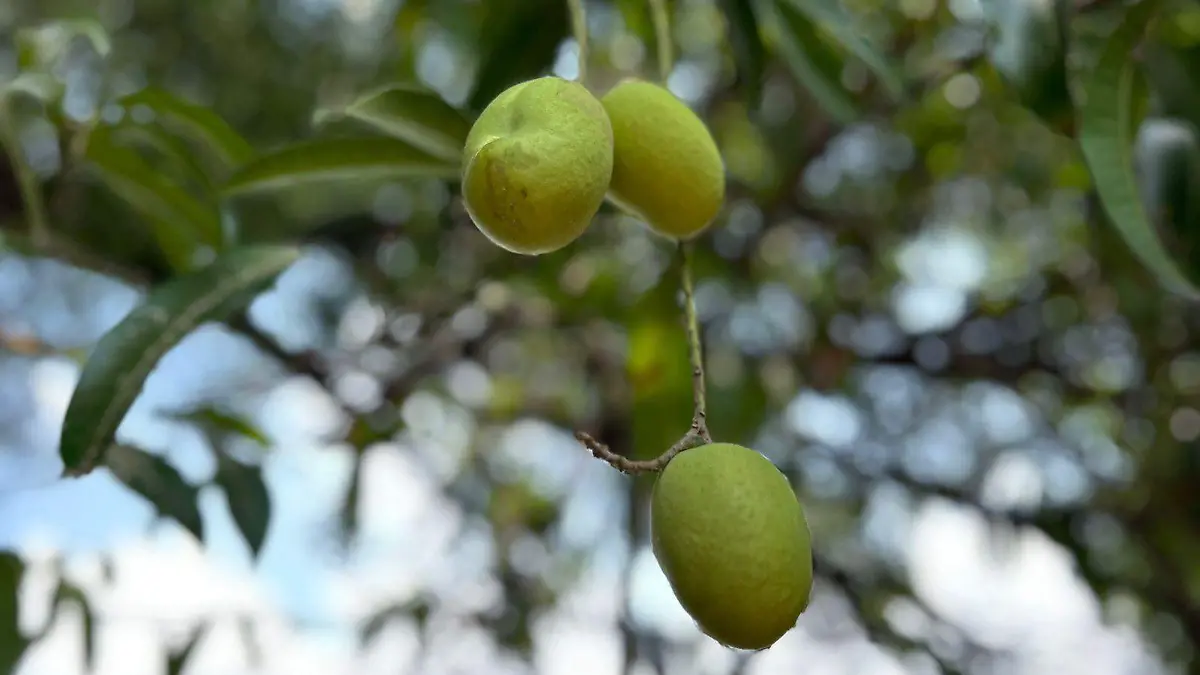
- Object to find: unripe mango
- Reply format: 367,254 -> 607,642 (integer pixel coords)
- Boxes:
651,443 -> 813,651
462,77 -> 614,255
600,79 -> 725,240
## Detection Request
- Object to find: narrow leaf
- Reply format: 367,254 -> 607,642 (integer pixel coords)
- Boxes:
215,455 -> 272,557
315,84 -> 472,163
52,583 -> 95,670
59,245 -> 301,476
222,138 -> 457,197
105,445 -> 204,541
720,0 -> 768,105
1077,0 -> 1200,299
0,553 -> 29,675
762,0 -> 858,123
167,625 -> 208,675
782,0 -> 905,100
85,127 -> 223,264
120,87 -> 255,168
0,73 -> 63,105
54,19 -> 112,58
166,406 -> 270,447
108,122 -> 217,193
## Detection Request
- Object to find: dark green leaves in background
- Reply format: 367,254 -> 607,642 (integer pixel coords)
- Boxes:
104,444 -> 205,540
1076,0 -> 1200,300
58,245 -> 299,476
313,84 -> 472,163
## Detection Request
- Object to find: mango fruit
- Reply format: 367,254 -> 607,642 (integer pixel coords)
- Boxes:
462,77 -> 614,254
600,79 -> 725,240
651,442 -> 813,650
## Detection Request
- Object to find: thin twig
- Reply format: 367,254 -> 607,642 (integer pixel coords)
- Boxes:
680,241 -> 710,442
567,0 -> 589,84
575,243 -> 711,474
647,0 -> 673,83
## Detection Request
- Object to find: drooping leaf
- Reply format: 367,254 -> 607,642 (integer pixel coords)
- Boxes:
1144,41 -> 1200,133
337,451 -> 365,549
50,19 -> 112,58
720,0 -> 768,106
119,87 -> 255,169
468,0 -> 569,111
51,582 -> 95,670
167,624 -> 208,675
166,406 -> 270,447
59,245 -> 301,476
779,0 -> 905,101
105,444 -> 204,541
0,553 -> 29,675
215,454 -> 272,558
314,84 -> 472,163
359,599 -> 429,647
84,126 -> 223,267
221,138 -> 457,197
986,0 -> 1073,127
1077,0 -> 1200,299
1134,118 -> 1200,276
0,72 -> 63,106
107,122 -> 217,193
760,0 -> 858,124
16,19 -> 111,67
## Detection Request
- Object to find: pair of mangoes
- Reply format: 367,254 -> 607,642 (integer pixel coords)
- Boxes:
461,76 -> 725,254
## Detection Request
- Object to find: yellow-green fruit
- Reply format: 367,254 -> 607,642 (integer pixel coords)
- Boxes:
600,79 -> 725,239
462,77 -> 614,255
651,443 -> 813,651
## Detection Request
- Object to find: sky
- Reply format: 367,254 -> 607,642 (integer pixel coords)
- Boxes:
0,238 -> 1171,675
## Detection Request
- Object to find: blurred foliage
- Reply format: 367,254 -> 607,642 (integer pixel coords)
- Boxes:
2,0 -> 1200,673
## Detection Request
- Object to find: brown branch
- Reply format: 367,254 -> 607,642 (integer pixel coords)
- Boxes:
575,241 -> 712,474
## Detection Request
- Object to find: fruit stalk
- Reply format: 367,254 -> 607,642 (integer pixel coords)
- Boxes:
648,0 -> 673,82
575,242 -> 712,474
567,0 -> 589,84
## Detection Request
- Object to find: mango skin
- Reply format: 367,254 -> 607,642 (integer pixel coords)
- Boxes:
600,79 -> 725,240
651,443 -> 813,651
462,77 -> 614,255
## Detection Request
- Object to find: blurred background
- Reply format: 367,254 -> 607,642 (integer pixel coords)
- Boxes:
1,0 -> 1200,673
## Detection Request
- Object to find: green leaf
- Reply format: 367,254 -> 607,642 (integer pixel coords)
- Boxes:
468,0 -> 569,111
1134,117 -> 1200,274
166,406 -> 270,447
107,122 -> 217,193
0,72 -> 63,106
215,455 -> 272,558
119,87 -> 255,169
781,0 -> 905,101
720,0 -> 768,105
1077,0 -> 1200,299
52,19 -> 112,58
761,0 -> 858,124
167,625 -> 207,675
85,126 -> 223,267
105,444 -> 204,541
59,245 -> 301,476
314,84 -> 472,163
987,0 -> 1073,126
51,582 -> 95,670
0,553 -> 29,675
222,138 -> 457,196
